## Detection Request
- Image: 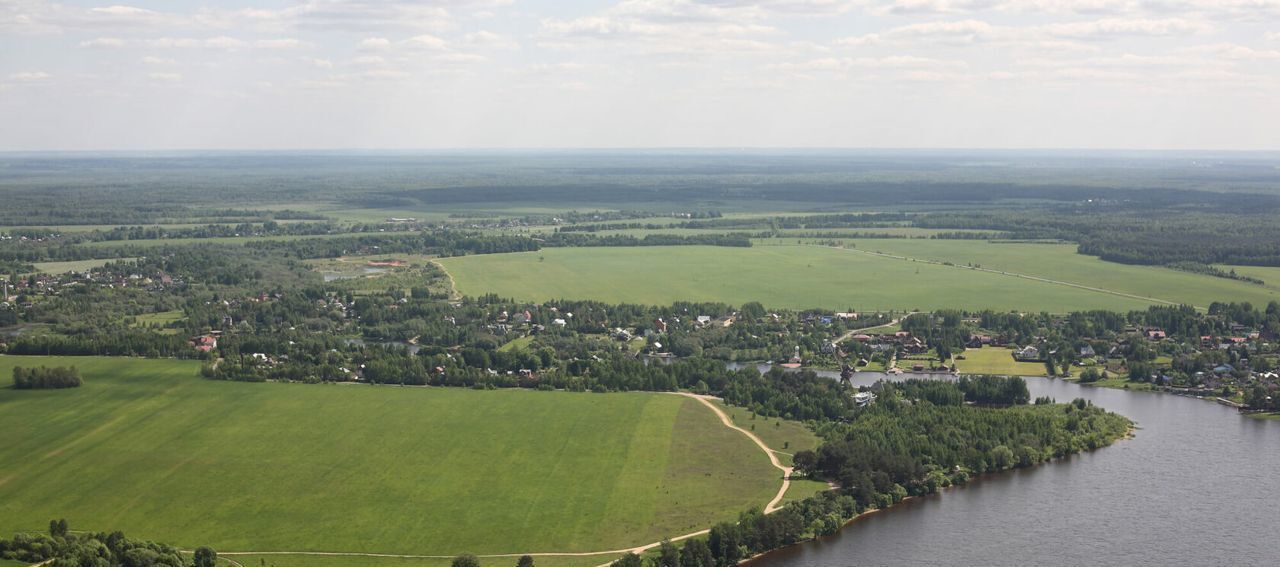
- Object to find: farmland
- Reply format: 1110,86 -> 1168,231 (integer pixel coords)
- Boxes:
442,246 -> 1180,313
0,356 -> 779,560
820,239 -> 1280,308
438,237 -> 1280,313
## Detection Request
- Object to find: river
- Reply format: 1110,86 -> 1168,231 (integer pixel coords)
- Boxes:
746,368 -> 1280,566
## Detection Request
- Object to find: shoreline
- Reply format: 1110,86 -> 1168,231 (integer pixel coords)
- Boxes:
738,422 -> 1136,566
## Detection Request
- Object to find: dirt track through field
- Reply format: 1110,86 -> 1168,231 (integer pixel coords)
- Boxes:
201,393 -> 793,565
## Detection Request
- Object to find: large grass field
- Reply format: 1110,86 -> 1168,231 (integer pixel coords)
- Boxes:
953,348 -> 1049,377
0,356 -> 778,559
440,246 -> 1159,312
824,239 -> 1280,309
440,241 -> 1279,312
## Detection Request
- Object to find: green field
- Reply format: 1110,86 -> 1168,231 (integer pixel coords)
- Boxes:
440,246 -> 1160,312
823,239 -> 1280,309
954,348 -> 1049,377
0,356 -> 778,559
440,241 -> 1280,312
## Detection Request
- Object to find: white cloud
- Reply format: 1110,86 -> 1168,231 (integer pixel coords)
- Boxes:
836,17 -> 1212,50
866,0 -> 1280,18
1041,18 -> 1213,39
80,37 -> 127,48
464,30 -> 518,49
148,72 -> 183,82
255,39 -> 307,50
8,71 -> 52,82
435,52 -> 488,63
141,56 -> 177,65
1180,43 -> 1280,60
302,57 -> 334,69
769,54 -> 964,71
203,36 -> 248,50
362,68 -> 411,80
402,34 -> 449,50
360,37 -> 393,49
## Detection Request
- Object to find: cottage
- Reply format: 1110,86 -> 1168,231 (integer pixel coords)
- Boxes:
1014,345 -> 1041,361
190,335 -> 217,352
853,391 -> 877,407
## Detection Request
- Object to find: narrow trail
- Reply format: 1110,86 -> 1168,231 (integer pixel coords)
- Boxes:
429,260 -> 463,301
803,244 -> 1191,310
205,393 -> 793,566
834,316 -> 904,344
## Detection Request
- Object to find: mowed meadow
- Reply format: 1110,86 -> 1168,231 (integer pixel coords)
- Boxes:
0,356 -> 779,557
439,241 -> 1280,313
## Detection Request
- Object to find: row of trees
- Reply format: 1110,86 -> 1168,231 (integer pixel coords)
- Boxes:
12,365 -> 82,389
0,520 -> 217,567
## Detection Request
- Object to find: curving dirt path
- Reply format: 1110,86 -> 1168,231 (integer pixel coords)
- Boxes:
204,393 -> 793,566
675,393 -> 793,514
834,316 -> 904,345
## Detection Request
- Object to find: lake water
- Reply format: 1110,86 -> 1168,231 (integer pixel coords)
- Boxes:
746,368 -> 1280,566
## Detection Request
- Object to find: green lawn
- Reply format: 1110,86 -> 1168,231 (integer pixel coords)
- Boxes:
497,336 -> 535,353
780,479 -> 833,507
954,348 -> 1048,377
439,246 -> 1157,312
0,357 -> 777,557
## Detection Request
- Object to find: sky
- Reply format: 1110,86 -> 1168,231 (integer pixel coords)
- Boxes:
1,0 -> 1278,151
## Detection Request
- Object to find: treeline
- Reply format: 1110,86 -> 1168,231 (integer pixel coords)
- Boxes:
4,331 -> 196,358
1165,262 -> 1265,285
63,221 -> 345,243
0,519 -> 218,567
542,233 -> 753,248
916,210 -> 1280,267
203,347 -> 859,423
11,365 -> 82,389
244,232 -> 539,259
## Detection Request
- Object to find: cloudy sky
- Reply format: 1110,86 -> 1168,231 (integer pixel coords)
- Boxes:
1,0 -> 1278,151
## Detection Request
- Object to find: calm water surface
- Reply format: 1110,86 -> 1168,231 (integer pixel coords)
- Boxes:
748,368 -> 1280,566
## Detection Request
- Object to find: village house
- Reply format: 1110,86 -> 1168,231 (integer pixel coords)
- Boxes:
190,335 -> 217,352
1014,345 -> 1041,361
